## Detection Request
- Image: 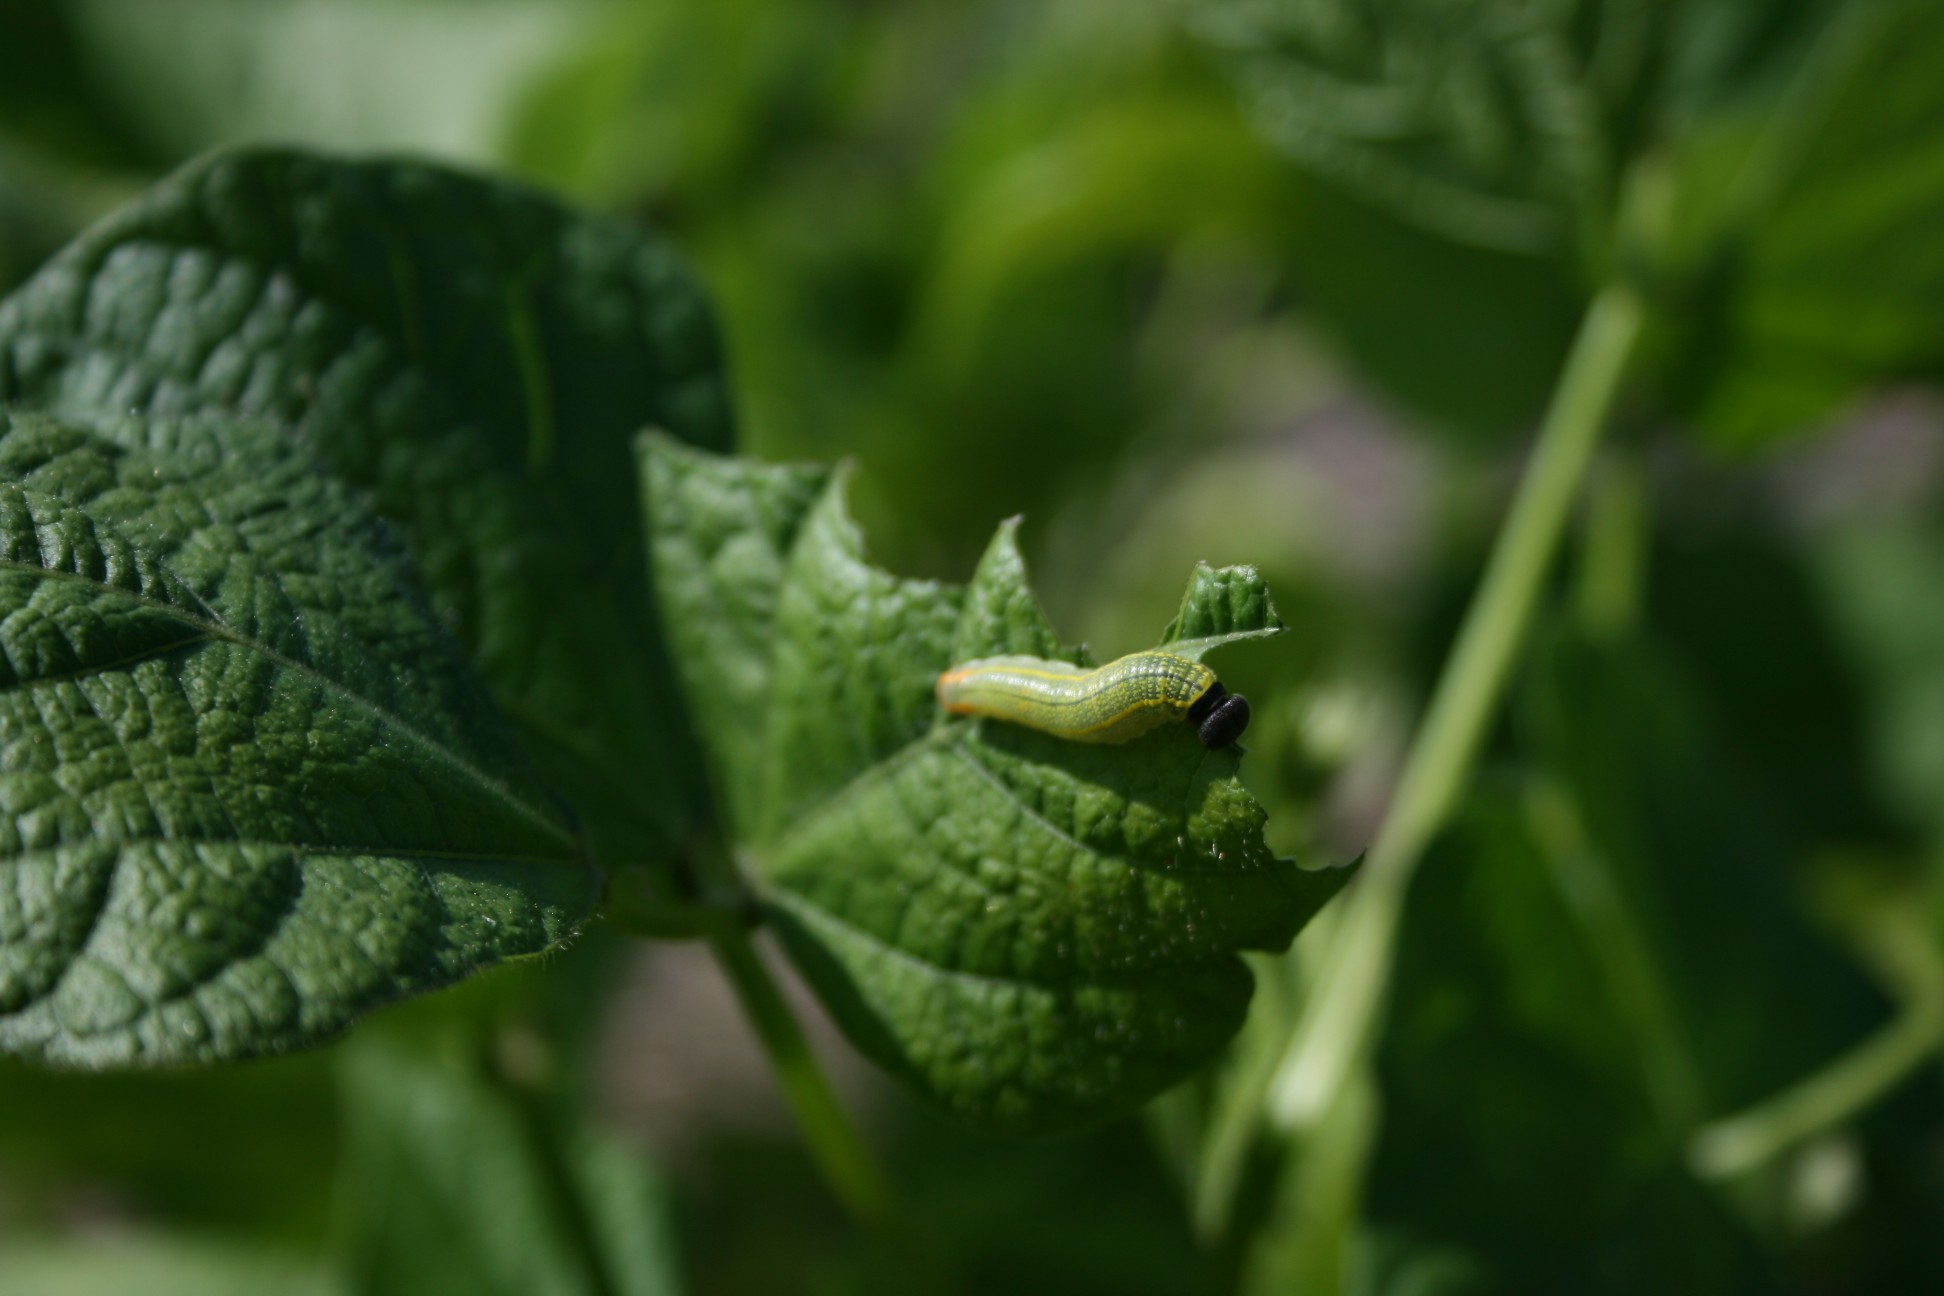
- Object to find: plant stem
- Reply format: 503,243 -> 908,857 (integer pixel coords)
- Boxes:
1524,776 -> 1704,1136
603,864 -> 751,942
707,924 -> 891,1227
1576,451 -> 1650,640
607,852 -> 891,1226
1689,999 -> 1944,1180
1690,862 -> 1944,1179
1269,281 -> 1647,1127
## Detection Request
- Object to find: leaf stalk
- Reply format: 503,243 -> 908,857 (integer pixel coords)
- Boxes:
707,925 -> 891,1227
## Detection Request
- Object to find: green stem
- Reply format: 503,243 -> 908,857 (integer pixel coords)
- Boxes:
1524,776 -> 1704,1136
606,852 -> 892,1227
1191,956 -> 1299,1239
1576,452 -> 1650,640
603,864 -> 751,942
1689,1000 -> 1944,1180
707,925 -> 891,1227
1269,281 -> 1647,1127
1689,863 -> 1944,1179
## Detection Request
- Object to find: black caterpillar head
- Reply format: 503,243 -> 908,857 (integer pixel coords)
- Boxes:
1186,682 -> 1251,749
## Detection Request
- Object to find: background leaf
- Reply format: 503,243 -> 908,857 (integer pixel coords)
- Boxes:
0,408 -> 589,1066
1664,0 -> 1944,449
337,1027 -> 681,1296
1192,0 -> 1606,256
0,1239 -> 342,1296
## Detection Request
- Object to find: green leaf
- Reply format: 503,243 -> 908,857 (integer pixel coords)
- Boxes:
1191,0 -> 1607,256
1189,0 -> 1596,441
1274,176 -> 1583,442
0,1051 -> 336,1231
337,1031 -> 682,1296
637,434 -> 831,840
1190,0 -> 1842,258
0,146 -> 734,869
1517,627 -> 1886,1113
0,142 -> 100,300
1666,0 -> 1944,448
642,436 -> 1350,1132
1375,783 -> 1782,1291
912,96 -> 1299,376
1810,517 -> 1944,837
0,409 -> 590,1067
1161,561 -> 1289,661
1186,0 -> 1885,446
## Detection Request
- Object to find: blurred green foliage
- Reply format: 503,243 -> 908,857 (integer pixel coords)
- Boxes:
5,0 -> 1944,1292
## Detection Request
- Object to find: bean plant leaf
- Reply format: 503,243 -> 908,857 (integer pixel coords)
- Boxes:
338,1031 -> 682,1296
1190,0 -> 1607,256
1188,0 -> 1900,448
1190,0 -> 1842,257
0,147 -> 733,869
1666,0 -> 1944,449
637,438 -> 832,842
1162,561 -> 1289,662
1187,0 -> 1603,440
1517,627 -> 1885,1112
0,408 -> 591,1067
642,435 -> 1351,1132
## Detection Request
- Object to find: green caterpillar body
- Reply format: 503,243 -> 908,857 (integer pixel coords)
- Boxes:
936,651 -> 1250,748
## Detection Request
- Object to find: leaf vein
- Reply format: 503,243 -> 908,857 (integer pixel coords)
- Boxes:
0,557 -> 576,852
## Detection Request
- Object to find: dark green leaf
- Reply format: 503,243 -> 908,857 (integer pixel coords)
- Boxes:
1519,627 -> 1886,1113
0,1 -> 152,172
1190,0 -> 1600,440
0,145 -> 95,299
0,409 -> 590,1066
337,1031 -> 682,1296
643,436 -> 1350,1132
1276,175 -> 1583,441
1667,0 -> 1944,449
637,434 -> 830,840
0,1051 -> 336,1231
1360,607 -> 1894,1289
1188,0 -> 1910,447
1192,0 -> 1607,255
0,147 -> 733,868
1374,780 -> 1781,1293
1810,517 -> 1944,837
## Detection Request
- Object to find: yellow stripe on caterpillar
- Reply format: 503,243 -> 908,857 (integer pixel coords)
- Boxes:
936,651 -> 1250,749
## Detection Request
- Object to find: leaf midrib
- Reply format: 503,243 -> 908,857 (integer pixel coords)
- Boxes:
20,229 -> 678,785
0,557 -> 579,858
766,886 -> 1231,994
761,724 -> 1276,884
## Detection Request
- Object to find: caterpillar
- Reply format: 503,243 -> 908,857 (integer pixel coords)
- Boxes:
935,651 -> 1251,749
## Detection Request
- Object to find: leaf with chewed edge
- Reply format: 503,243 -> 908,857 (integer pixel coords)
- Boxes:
642,435 -> 1351,1132
1162,562 -> 1290,662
